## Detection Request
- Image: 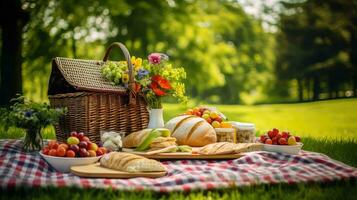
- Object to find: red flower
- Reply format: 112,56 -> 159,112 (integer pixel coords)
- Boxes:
150,82 -> 166,96
152,75 -> 172,90
135,82 -> 141,92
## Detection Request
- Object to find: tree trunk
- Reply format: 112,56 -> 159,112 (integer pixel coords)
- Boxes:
0,0 -> 29,106
297,78 -> 303,102
312,75 -> 320,101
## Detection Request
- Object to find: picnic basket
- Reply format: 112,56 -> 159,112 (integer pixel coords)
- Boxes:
47,42 -> 149,143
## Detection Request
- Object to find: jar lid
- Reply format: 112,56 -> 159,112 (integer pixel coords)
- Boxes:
231,122 -> 255,130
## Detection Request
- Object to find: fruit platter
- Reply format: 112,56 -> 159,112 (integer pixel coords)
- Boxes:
258,128 -> 303,155
40,131 -> 108,173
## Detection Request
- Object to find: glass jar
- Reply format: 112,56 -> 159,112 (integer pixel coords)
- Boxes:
215,128 -> 236,143
231,122 -> 256,143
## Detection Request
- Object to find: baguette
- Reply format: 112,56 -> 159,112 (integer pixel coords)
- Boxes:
198,142 -> 263,155
100,152 -> 166,172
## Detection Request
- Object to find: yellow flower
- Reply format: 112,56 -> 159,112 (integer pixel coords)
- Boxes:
131,56 -> 142,71
122,73 -> 129,83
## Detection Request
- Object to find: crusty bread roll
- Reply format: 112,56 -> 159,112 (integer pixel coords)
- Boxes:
100,152 -> 166,172
198,142 -> 263,155
165,115 -> 216,147
122,129 -> 152,148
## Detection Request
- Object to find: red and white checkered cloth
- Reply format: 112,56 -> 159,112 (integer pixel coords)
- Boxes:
1,139 -> 356,192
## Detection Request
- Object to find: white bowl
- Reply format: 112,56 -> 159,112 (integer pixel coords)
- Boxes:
39,151 -> 101,173
262,143 -> 303,155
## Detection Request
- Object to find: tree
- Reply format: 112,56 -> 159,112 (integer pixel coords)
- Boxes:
0,0 -> 29,106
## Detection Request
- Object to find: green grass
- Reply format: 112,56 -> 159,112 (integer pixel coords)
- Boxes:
1,99 -> 357,199
165,98 -> 357,139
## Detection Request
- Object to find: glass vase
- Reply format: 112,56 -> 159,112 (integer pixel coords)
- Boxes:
147,108 -> 165,129
22,127 -> 43,151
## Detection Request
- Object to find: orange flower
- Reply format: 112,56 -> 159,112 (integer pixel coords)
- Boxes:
152,75 -> 172,90
150,82 -> 166,96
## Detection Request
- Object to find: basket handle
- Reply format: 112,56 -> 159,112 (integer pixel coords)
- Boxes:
103,42 -> 136,104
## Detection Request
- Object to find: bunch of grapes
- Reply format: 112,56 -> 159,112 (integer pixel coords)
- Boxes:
101,61 -> 127,85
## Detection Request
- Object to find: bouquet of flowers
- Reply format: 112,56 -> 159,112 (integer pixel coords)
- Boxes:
101,53 -> 188,109
0,96 -> 66,151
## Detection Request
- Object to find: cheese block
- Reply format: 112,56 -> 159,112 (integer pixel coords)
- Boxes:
164,115 -> 216,146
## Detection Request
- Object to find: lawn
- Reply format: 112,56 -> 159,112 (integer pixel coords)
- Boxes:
1,99 -> 357,199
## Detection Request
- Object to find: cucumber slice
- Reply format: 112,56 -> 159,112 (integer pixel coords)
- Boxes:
135,129 -> 161,151
156,128 -> 171,137
178,145 -> 192,152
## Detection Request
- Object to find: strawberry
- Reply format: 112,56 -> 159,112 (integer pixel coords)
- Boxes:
265,139 -> 272,145
281,132 -> 289,139
278,138 -> 287,145
272,128 -> 279,135
272,137 -> 278,145
260,135 -> 268,143
268,131 -> 275,139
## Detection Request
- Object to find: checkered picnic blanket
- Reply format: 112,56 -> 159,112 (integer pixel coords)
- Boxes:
1,140 -> 356,192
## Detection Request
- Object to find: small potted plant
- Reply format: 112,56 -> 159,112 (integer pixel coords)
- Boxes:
0,96 -> 66,151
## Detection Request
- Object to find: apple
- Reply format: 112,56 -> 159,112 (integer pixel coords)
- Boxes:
67,136 -> 80,145
79,148 -> 88,157
78,141 -> 88,149
70,131 -> 78,137
77,132 -> 85,141
288,136 -> 297,145
82,136 -> 90,142
295,136 -> 301,142
202,114 -> 210,120
96,149 -> 104,156
69,144 -> 79,153
88,142 -> 98,151
88,150 -> 97,157
212,121 -> 221,128
210,112 -> 219,119
58,143 -> 68,150
215,117 -> 222,123
66,150 -> 75,157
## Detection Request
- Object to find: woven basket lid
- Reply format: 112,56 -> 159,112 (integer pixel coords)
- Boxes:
48,57 -> 127,95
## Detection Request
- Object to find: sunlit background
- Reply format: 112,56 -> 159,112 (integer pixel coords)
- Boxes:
0,0 -> 356,105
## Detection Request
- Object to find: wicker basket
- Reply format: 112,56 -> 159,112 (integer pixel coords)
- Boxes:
48,42 -> 149,143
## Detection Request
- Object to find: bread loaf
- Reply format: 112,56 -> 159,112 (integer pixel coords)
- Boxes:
122,129 -> 152,148
198,142 -> 263,155
164,115 -> 216,146
100,152 -> 166,172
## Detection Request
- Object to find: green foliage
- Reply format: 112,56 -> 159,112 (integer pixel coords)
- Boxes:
275,0 -> 357,101
0,96 -> 66,130
19,0 -> 275,104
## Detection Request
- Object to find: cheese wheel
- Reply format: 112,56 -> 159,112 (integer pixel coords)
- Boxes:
164,115 -> 216,146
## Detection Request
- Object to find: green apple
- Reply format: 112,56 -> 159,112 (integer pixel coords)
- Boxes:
202,114 -> 210,120
67,136 -> 80,145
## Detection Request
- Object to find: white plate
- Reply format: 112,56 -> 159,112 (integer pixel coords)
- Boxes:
39,151 -> 101,173
262,143 -> 303,155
